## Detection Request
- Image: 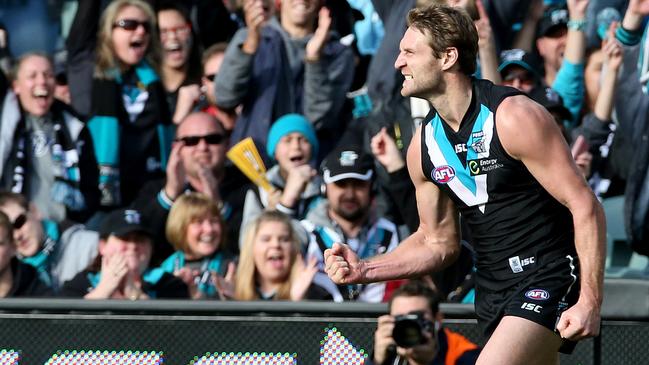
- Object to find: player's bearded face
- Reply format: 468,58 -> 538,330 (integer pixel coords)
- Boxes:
395,27 -> 442,99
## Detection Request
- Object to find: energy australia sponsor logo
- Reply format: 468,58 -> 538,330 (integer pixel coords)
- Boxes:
468,158 -> 503,176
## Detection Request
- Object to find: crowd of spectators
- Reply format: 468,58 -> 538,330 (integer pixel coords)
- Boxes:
0,0 -> 646,310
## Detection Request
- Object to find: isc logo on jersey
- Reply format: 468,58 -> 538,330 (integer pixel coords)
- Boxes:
432,165 -> 456,183
525,289 -> 550,301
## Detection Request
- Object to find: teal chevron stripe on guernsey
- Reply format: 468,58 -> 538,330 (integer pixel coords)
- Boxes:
424,108 -> 492,212
431,114 -> 477,193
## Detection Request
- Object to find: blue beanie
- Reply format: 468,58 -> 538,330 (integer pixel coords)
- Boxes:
266,114 -> 319,161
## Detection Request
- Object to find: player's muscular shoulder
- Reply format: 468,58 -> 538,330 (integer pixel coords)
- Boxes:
495,95 -> 561,160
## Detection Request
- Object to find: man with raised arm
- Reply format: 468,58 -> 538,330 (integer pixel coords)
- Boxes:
324,4 -> 605,364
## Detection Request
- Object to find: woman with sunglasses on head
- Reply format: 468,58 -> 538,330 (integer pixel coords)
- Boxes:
66,0 -> 175,213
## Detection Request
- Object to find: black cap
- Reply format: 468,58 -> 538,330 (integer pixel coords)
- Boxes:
99,209 -> 152,239
537,7 -> 569,37
498,49 -> 542,78
321,145 -> 374,184
529,86 -> 572,122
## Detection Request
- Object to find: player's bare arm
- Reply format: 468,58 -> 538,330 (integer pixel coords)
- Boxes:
496,95 -> 606,340
324,126 -> 461,285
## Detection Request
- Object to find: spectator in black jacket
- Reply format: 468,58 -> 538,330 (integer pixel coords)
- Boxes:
66,0 -> 174,210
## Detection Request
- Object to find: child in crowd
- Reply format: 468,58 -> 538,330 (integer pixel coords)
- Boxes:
241,114 -> 323,246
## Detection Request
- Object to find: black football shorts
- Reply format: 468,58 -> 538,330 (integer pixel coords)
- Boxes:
475,254 -> 581,354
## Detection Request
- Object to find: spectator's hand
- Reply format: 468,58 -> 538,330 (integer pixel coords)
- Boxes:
324,243 -> 364,284
603,23 -> 623,71
214,262 -> 237,300
197,166 -> 221,202
174,267 -> 203,299
571,135 -> 591,178
396,328 -> 438,364
266,188 -> 283,210
173,84 -> 202,124
280,164 -> 316,209
97,253 -> 129,297
0,28 -> 6,50
305,7 -> 331,62
164,142 -> 186,201
574,151 -> 592,178
290,255 -> 318,301
242,0 -> 268,54
371,127 -> 405,173
474,0 -> 494,48
567,0 -> 589,19
628,0 -> 649,16
529,0 -> 546,22
123,271 -> 148,300
373,314 -> 397,364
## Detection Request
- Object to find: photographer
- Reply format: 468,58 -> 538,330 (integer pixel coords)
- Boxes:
369,280 -> 480,365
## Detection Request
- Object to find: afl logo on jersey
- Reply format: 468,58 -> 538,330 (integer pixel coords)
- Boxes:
432,165 -> 456,183
525,289 -> 550,301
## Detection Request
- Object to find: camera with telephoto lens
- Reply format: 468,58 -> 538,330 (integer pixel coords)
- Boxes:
392,311 -> 435,348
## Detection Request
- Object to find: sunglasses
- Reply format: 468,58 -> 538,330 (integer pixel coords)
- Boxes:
176,133 -> 225,146
204,73 -> 217,82
113,19 -> 151,32
12,213 -> 27,230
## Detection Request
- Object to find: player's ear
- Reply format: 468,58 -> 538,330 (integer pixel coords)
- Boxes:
441,47 -> 459,71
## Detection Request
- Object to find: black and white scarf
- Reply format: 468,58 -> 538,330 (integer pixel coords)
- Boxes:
8,101 -> 85,211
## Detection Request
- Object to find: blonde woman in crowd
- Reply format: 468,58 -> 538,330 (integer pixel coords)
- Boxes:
235,210 -> 329,301
66,0 -> 173,211
159,193 -> 236,299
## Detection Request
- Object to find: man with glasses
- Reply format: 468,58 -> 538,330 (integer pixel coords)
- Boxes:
131,112 -> 251,262
0,191 -> 99,293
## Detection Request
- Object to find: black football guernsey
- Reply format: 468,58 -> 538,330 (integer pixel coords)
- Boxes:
420,79 -> 576,291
